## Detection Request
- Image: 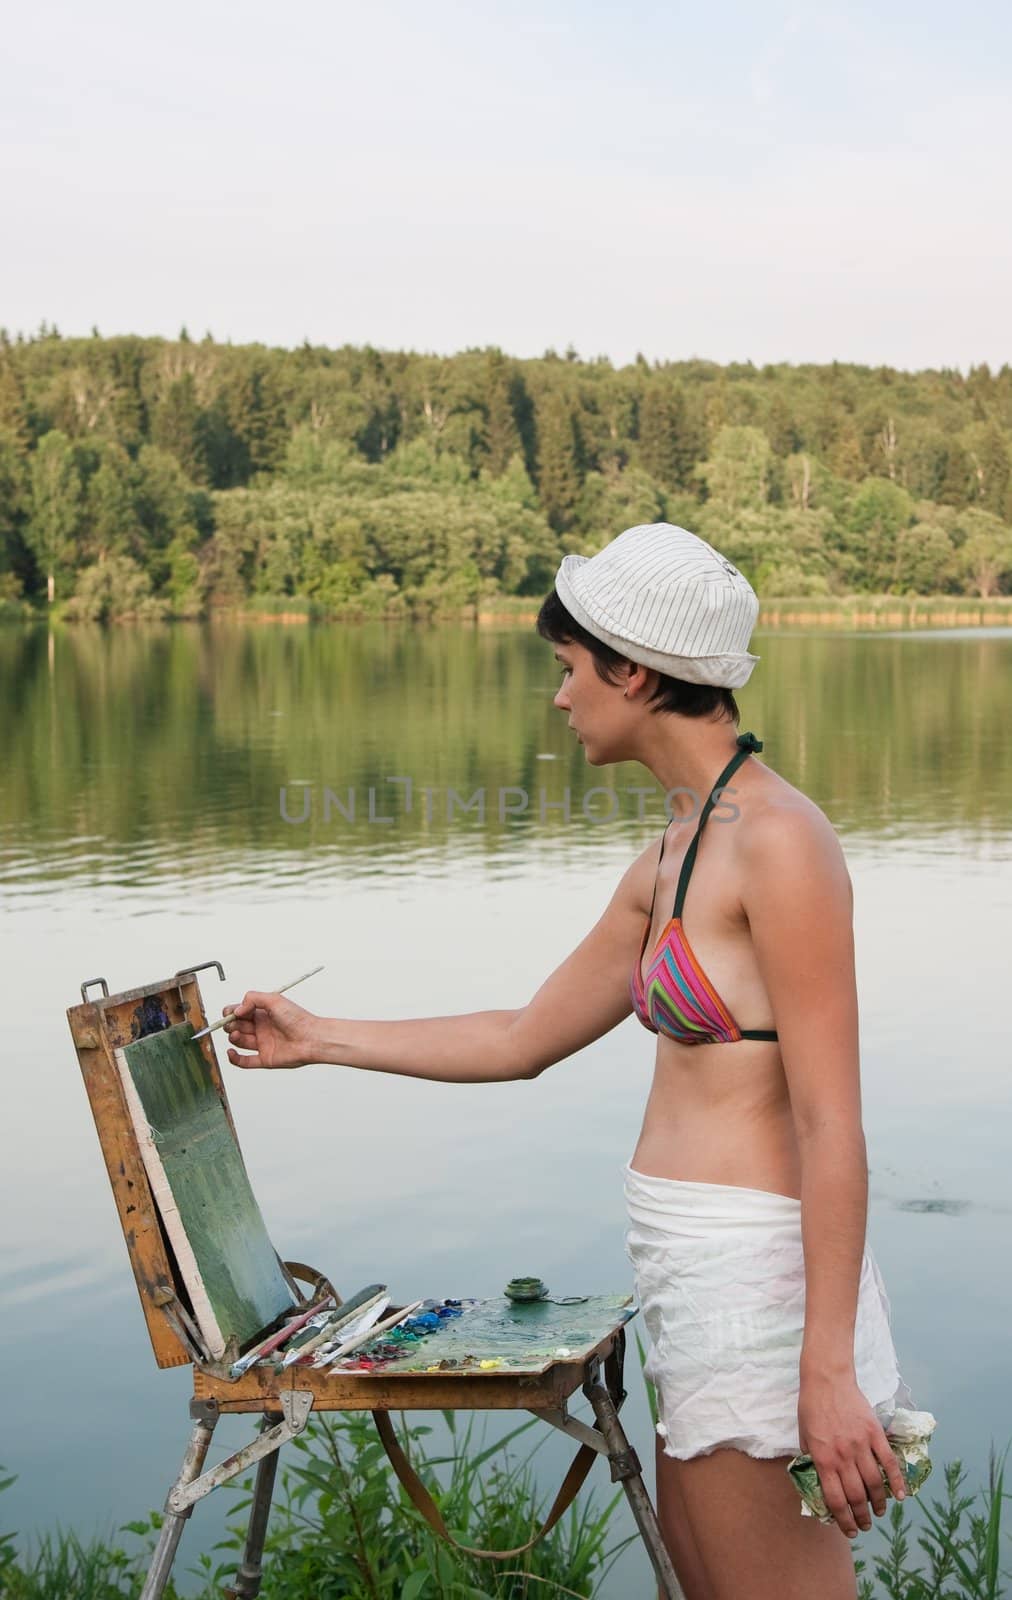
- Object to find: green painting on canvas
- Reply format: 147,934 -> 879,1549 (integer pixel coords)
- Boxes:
116,1023 -> 296,1358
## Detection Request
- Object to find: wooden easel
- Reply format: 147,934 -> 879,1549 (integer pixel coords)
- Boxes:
68,966 -> 680,1600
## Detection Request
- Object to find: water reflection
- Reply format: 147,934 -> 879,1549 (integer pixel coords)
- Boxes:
2,621 -> 1011,1589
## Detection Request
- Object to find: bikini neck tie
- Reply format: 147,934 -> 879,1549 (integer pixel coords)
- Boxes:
736,731 -> 763,753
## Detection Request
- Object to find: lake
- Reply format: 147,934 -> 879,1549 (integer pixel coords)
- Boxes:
2,619 -> 1011,1593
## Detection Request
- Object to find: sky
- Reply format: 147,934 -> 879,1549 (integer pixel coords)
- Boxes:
3,0 -> 1011,371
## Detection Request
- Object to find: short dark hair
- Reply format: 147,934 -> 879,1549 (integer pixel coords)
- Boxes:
535,588 -> 740,724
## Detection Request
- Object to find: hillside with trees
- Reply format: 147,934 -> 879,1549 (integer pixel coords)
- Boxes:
2,329 -> 1011,620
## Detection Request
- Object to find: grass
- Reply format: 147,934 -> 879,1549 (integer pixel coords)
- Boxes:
2,1407 -> 1010,1598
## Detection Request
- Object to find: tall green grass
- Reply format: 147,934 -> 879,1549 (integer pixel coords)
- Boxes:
854,1443 -> 1011,1600
2,1409 -> 1010,1597
204,1410 -> 636,1599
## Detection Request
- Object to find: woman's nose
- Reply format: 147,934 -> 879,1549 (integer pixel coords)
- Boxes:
554,685 -> 570,710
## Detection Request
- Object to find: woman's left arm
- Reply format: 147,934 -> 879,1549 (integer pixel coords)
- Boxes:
740,803 -> 907,1540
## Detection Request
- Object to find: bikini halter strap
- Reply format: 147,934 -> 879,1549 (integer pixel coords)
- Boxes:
671,731 -> 763,921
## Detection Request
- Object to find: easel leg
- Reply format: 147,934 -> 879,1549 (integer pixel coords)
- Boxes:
141,1400 -> 220,1600
223,1414 -> 281,1600
585,1367 -> 681,1600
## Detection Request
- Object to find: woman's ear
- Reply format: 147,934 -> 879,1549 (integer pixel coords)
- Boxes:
622,661 -> 653,700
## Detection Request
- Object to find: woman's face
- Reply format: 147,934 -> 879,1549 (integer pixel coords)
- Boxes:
552,641 -> 632,765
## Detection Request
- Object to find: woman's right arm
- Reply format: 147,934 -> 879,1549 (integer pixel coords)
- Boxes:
223,852 -> 649,1083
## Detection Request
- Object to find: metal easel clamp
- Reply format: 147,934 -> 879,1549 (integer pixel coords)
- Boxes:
167,1392 -> 314,1514
189,1397 -> 221,1428
604,1444 -> 642,1483
173,962 -> 226,984
582,1357 -> 642,1483
533,1400 -> 611,1458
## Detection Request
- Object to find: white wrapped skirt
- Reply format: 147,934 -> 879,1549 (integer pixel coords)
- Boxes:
624,1162 -> 915,1461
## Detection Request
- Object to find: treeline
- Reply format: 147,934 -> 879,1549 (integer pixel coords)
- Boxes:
1,328 -> 1012,620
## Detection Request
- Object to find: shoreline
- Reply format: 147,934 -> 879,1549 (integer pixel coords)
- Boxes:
9,596 -> 1012,630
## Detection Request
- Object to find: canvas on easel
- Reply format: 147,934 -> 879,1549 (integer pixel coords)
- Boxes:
68,966 -> 680,1600
114,1022 -> 296,1359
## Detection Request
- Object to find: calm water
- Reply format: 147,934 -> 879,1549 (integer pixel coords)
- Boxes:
2,620 -> 1011,1592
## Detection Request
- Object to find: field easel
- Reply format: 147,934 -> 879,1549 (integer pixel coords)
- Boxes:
68,965 -> 680,1600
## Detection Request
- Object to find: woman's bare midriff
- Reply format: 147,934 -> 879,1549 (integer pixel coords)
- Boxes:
629,1038 -> 804,1201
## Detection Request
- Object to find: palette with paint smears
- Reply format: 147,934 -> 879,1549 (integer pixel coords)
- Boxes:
340,1295 -> 636,1377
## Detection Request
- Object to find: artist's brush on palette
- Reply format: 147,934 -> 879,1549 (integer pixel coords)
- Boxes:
230,1295 -> 334,1378
192,966 -> 324,1041
289,1294 -> 392,1367
229,1285 -> 390,1378
280,1286 -> 390,1367
318,1300 -> 425,1370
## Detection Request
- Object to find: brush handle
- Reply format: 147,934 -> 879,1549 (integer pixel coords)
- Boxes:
192,965 -> 325,1040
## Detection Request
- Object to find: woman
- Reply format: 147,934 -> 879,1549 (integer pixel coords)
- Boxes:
223,522 -> 914,1600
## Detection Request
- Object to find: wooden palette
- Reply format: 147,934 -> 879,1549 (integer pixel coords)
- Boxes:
340,1294 -> 637,1377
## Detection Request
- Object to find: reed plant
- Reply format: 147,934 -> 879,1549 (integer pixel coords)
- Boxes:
1,1409 -> 1010,1598
853,1443 -> 1011,1600
199,1410 -> 635,1599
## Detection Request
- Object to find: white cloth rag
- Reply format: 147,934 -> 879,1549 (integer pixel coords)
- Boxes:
624,1162 -> 915,1461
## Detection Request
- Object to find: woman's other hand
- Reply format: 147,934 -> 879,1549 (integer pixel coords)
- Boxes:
222,991 -> 316,1070
797,1374 -> 907,1540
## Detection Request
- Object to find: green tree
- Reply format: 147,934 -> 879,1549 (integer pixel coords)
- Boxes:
27,430 -> 83,602
482,354 -> 522,477
953,509 -> 1012,597
107,336 -> 148,449
535,392 -> 582,532
64,554 -> 168,621
0,360 -> 29,451
968,422 -> 1010,517
893,519 -> 957,593
575,465 -> 666,548
766,392 -> 801,457
214,359 -> 289,484
86,443 -> 139,561
152,373 -> 207,482
481,453 -> 540,511
697,426 -> 773,510
637,384 -> 699,490
833,477 -> 914,590
0,429 -> 29,589
828,421 -> 864,481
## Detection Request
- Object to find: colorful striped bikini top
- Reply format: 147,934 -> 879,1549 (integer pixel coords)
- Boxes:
630,731 -> 780,1048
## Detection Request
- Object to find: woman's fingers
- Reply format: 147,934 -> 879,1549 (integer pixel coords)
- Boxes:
819,1467 -> 862,1538
221,997 -> 265,1064
875,1431 -> 908,1504
828,1444 -> 902,1539
841,1463 -> 874,1533
220,991 -> 309,1070
860,1447 -> 889,1518
227,1045 -> 263,1069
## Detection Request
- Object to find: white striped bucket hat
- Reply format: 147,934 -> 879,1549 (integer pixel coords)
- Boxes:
554,523 -> 761,689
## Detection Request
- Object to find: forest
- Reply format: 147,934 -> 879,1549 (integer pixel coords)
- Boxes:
1,328 -> 1012,621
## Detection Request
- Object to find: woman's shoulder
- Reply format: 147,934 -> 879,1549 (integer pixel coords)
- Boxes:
734,769 -> 851,888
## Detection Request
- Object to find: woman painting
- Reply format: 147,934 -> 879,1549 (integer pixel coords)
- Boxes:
222,522 -> 915,1600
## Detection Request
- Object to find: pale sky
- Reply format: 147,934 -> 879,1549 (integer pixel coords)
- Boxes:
4,0 -> 1011,370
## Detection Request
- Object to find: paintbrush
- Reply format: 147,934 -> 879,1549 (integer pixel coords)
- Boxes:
192,966 -> 325,1041
319,1299 -> 425,1369
280,1285 -> 389,1367
230,1294 -> 334,1378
